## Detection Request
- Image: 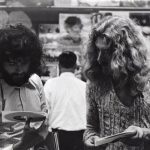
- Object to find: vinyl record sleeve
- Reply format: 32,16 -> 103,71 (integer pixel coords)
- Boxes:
95,131 -> 136,146
2,111 -> 46,123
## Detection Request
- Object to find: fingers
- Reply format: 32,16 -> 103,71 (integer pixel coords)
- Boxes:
85,139 -> 94,147
136,127 -> 143,139
25,118 -> 32,128
37,120 -> 49,140
38,120 -> 47,131
85,136 -> 107,150
85,136 -> 99,147
93,136 -> 101,144
125,126 -> 143,139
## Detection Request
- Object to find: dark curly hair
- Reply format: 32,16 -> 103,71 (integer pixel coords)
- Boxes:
84,16 -> 150,95
0,24 -> 42,76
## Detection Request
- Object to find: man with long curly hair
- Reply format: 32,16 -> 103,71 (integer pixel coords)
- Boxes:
0,24 -> 48,150
84,15 -> 150,150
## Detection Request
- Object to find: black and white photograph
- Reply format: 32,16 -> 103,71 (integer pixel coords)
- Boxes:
1,0 -> 150,150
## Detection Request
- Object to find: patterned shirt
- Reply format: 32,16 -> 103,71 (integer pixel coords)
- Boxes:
84,80 -> 150,150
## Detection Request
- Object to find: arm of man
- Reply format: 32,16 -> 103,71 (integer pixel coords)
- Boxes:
84,81 -> 106,150
30,74 -> 48,114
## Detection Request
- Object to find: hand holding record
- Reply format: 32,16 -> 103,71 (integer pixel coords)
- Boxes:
84,135 -> 108,150
94,130 -> 136,146
13,118 -> 49,150
121,126 -> 144,146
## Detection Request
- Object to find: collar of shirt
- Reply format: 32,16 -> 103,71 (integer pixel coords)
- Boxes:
0,77 -> 35,94
60,72 -> 75,78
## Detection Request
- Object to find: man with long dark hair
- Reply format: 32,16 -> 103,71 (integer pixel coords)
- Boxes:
84,15 -> 150,150
0,24 -> 48,150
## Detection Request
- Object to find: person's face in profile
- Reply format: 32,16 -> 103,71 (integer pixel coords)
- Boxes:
2,53 -> 31,86
95,35 -> 112,65
95,35 -> 113,75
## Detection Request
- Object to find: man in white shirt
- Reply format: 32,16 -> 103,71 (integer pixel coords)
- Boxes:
44,51 -> 86,150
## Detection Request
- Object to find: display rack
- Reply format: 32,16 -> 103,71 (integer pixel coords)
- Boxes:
0,6 -> 150,24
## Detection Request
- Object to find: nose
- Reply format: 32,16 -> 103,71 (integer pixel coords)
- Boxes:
97,51 -> 101,64
15,63 -> 23,74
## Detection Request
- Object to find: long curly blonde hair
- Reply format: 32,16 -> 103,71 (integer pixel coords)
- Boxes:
84,15 -> 150,94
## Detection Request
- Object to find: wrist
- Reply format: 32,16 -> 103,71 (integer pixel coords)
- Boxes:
142,128 -> 150,142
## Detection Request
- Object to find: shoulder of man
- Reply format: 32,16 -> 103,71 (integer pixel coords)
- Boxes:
73,76 -> 86,89
29,74 -> 43,92
44,76 -> 60,86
